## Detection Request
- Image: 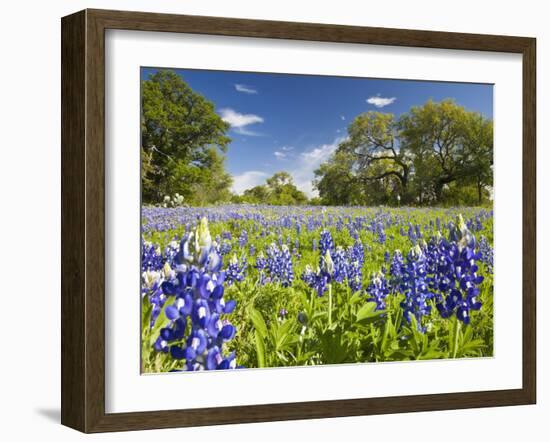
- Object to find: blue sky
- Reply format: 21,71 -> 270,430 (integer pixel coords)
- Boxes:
141,67 -> 493,196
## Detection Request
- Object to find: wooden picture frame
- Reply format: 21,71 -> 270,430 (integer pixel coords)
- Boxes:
61,8 -> 536,433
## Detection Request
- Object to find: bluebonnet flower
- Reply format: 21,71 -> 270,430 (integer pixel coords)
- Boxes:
319,230 -> 335,257
347,260 -> 362,293
332,246 -> 349,283
255,251 -> 268,285
238,230 -> 248,247
301,264 -> 317,287
399,244 -> 434,332
149,217 -> 240,371
158,240 -> 179,268
141,241 -> 163,272
366,271 -> 390,310
431,220 -> 484,325
300,250 -> 333,297
433,250 -> 483,324
407,224 -> 417,244
264,243 -> 294,287
475,216 -> 483,232
220,239 -> 232,255
320,249 -> 334,278
206,347 -> 237,370
389,250 -> 404,286
315,250 -> 334,297
301,265 -> 327,296
417,216 -> 485,325
256,244 -> 294,287
349,240 -> 365,266
377,225 -> 387,244
226,254 -> 246,285
142,267 -> 166,327
449,214 -> 476,249
255,251 -> 267,271
478,235 -> 494,274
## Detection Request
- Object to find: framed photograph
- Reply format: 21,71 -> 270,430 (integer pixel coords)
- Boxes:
61,9 -> 536,433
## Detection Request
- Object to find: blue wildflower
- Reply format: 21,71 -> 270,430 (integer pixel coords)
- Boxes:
149,217 -> 240,371
238,230 -> 248,247
478,236 -> 494,274
332,246 -> 349,283
366,271 -> 390,310
319,230 -> 335,257
226,254 -> 247,285
141,241 -> 163,272
265,243 -> 294,287
399,244 -> 434,332
347,260 -> 362,293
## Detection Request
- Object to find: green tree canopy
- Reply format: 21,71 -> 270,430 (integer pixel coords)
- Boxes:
313,150 -> 360,205
239,172 -> 309,205
141,70 -> 232,204
338,112 -> 412,199
399,99 -> 493,203
314,99 -> 493,206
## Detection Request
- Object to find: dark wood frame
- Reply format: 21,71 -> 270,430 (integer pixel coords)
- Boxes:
61,8 -> 536,433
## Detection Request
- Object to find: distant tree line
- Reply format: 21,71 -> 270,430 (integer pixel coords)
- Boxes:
142,70 -> 492,207
230,171 -> 308,206
314,100 -> 493,206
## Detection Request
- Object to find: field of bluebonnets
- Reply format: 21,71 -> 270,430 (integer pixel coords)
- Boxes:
141,205 -> 494,373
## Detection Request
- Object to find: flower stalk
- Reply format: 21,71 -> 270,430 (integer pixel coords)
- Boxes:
328,283 -> 333,328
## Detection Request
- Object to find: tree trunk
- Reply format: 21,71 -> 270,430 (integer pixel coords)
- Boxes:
399,167 -> 409,203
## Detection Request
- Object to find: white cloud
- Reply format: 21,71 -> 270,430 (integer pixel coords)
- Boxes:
219,108 -> 264,136
288,136 -> 346,197
220,108 -> 263,127
232,171 -> 268,194
235,84 -> 258,94
234,127 -> 263,136
366,95 -> 396,108
273,146 -> 294,160
340,115 -> 346,121
232,138 -> 346,197
300,139 -> 341,164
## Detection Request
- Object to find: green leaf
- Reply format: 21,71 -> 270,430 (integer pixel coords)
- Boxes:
349,291 -> 363,305
249,306 -> 268,339
274,319 -> 297,351
255,331 -> 266,368
356,302 -> 385,324
419,350 -> 445,360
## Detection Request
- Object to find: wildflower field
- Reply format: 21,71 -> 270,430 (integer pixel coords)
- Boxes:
141,205 -> 494,373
